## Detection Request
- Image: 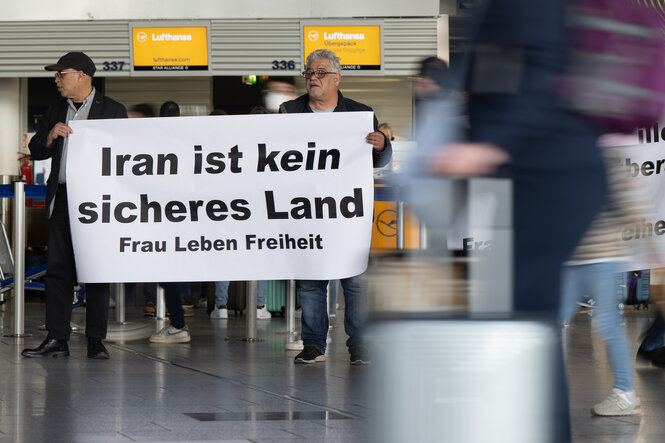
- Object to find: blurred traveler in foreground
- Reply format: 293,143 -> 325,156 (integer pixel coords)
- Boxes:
421,0 -> 665,440
407,56 -> 468,249
280,49 -> 392,365
426,1 -> 608,441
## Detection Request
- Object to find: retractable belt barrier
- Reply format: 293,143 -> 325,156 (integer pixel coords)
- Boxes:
0,182 -> 46,337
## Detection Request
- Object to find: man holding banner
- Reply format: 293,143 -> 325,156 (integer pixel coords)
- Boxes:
22,52 -> 127,359
280,49 -> 392,364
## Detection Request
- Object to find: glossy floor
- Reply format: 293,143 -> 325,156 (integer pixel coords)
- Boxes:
0,301 -> 663,442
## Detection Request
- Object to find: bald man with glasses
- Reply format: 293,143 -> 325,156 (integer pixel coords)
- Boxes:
22,52 -> 127,360
280,49 -> 392,365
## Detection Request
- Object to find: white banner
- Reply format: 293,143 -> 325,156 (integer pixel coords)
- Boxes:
66,112 -> 375,283
614,129 -> 665,271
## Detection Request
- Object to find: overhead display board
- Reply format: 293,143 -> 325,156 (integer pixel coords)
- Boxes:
302,21 -> 383,72
130,22 -> 210,74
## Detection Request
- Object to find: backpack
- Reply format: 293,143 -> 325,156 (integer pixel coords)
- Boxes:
556,0 -> 665,133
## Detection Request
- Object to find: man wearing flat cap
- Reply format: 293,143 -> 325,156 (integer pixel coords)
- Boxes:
22,52 -> 127,359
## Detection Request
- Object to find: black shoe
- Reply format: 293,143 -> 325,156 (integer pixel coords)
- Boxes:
87,338 -> 110,359
294,345 -> 325,364
22,338 -> 69,358
349,346 -> 371,365
637,345 -> 665,367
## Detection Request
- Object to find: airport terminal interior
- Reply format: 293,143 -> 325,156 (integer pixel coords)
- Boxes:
4,1 -> 665,442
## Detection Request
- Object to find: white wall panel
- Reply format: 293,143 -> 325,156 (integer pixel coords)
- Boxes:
4,0 -> 439,21
0,18 -> 438,78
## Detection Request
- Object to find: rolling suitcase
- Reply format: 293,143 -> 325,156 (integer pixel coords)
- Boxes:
367,178 -> 564,443
624,270 -> 650,309
264,280 -> 286,314
225,281 -> 246,314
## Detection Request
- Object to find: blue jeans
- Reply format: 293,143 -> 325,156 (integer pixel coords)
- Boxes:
297,274 -> 366,353
159,282 -> 185,329
560,263 -> 633,392
214,281 -> 267,306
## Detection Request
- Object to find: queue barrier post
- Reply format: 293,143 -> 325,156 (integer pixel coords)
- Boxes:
12,181 -> 26,337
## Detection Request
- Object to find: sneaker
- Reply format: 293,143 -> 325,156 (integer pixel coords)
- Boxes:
285,339 -> 304,351
636,345 -> 665,367
143,302 -> 156,317
294,345 -> 325,364
196,297 -> 208,308
577,298 -> 596,309
591,390 -> 641,416
72,288 -> 85,309
257,305 -> 272,320
210,305 -> 228,319
149,325 -> 191,343
349,346 -> 371,365
183,306 -> 195,317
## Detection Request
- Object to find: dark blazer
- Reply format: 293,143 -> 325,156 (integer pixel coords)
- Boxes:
280,90 -> 393,168
29,90 -> 127,216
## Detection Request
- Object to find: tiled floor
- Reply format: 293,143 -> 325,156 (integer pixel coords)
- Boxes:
0,300 -> 664,442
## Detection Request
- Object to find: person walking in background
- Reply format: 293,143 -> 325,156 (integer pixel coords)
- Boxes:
559,141 -> 654,416
211,281 -> 271,320
128,103 -> 155,118
149,101 -> 194,344
378,122 -> 394,141
22,52 -> 127,359
263,77 -> 298,113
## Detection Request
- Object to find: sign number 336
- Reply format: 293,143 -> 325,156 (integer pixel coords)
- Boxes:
272,60 -> 295,70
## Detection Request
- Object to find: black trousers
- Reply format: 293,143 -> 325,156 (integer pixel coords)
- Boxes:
45,185 -> 109,341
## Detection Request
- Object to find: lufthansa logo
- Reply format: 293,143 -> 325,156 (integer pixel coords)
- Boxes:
376,209 -> 397,238
307,30 -> 319,42
137,32 -> 147,43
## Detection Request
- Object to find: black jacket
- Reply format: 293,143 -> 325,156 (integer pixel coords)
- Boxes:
280,90 -> 392,168
29,90 -> 127,216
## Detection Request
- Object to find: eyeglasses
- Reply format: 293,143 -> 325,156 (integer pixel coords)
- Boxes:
301,69 -> 336,79
55,70 -> 79,79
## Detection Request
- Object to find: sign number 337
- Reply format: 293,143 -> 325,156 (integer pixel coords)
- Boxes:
102,61 -> 126,71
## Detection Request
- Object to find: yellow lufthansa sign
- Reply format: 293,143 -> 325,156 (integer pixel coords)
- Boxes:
132,26 -> 209,71
303,25 -> 381,71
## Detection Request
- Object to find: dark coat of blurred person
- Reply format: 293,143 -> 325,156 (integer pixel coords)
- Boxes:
428,1 -> 608,441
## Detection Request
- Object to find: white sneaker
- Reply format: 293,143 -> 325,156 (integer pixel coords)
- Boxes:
577,298 -> 596,309
285,339 -> 304,351
196,297 -> 208,308
149,325 -> 191,343
257,305 -> 272,320
210,305 -> 228,319
591,389 -> 641,416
